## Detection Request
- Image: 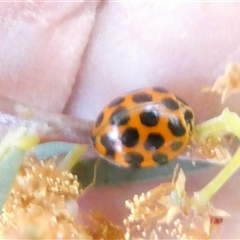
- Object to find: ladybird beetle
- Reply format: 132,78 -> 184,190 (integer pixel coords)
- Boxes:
91,87 -> 194,168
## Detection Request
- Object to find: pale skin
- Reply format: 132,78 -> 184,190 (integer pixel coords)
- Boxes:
1,2 -> 240,238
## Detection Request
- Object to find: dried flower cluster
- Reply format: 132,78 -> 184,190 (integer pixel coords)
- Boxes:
0,157 -> 92,239
124,168 -> 229,240
85,214 -> 125,240
203,62 -> 240,102
190,134 -> 232,164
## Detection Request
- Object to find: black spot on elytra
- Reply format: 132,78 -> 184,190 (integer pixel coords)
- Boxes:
91,135 -> 96,146
121,127 -> 139,147
161,98 -> 179,110
152,152 -> 169,165
100,134 -> 116,158
171,141 -> 183,151
152,86 -> 168,93
108,96 -> 125,107
168,116 -> 186,137
144,133 -> 165,151
109,106 -> 130,126
132,92 -> 153,103
184,110 -> 193,122
95,112 -> 104,128
184,110 -> 194,131
139,109 -> 160,127
124,152 -> 144,168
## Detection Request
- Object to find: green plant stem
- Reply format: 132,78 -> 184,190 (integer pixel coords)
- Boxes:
196,115 -> 226,137
191,108 -> 240,206
194,146 -> 240,205
196,108 -> 240,138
